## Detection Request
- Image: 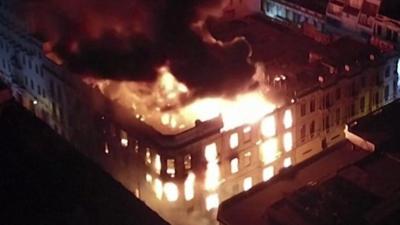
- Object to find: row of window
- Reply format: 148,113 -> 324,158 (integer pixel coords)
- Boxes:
300,72 -> 391,118
229,131 -> 293,175
0,38 -> 44,76
142,155 -> 292,209
299,85 -> 395,143
107,126 -> 291,206
232,157 -> 291,196
265,1 -> 322,29
115,130 -> 193,179
144,172 -> 195,203
138,110 -> 292,178
7,39 -> 71,129
376,24 -> 399,43
0,25 -> 74,133
112,125 -> 293,203
211,162 -> 281,210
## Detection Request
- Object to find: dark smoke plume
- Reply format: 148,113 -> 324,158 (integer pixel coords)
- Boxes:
17,0 -> 255,96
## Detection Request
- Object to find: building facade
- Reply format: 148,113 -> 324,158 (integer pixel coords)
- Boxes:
262,0 -> 327,31
0,1 -> 399,225
263,0 -> 400,49
372,0 -> 400,50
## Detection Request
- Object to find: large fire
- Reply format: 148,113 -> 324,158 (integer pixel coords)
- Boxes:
85,66 -> 276,134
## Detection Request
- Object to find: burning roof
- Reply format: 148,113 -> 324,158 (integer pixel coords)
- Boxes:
85,66 -> 276,135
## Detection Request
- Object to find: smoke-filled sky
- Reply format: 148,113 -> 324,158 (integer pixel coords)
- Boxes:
17,0 -> 256,96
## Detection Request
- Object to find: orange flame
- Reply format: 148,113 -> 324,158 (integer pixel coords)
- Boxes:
85,66 -> 275,134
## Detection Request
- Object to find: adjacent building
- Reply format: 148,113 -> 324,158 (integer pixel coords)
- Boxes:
373,0 -> 400,50
262,0 -> 400,49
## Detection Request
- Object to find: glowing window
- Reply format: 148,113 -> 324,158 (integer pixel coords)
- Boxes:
283,132 -> 293,152
205,143 -> 217,162
184,172 -> 195,201
154,154 -> 161,174
145,148 -> 151,165
229,132 -> 239,149
261,115 -> 276,137
135,188 -> 140,198
161,113 -> 172,126
121,138 -> 128,147
104,143 -> 109,154
166,159 -> 175,177
145,173 -> 152,183
230,158 -> 239,174
154,178 -> 163,200
283,157 -> 292,168
283,109 -> 293,129
184,154 -> 192,170
204,142 -> 220,191
205,163 -> 220,191
263,166 -> 274,181
243,126 -> 252,142
259,138 -> 279,164
134,140 -> 139,153
163,182 -> 179,202
205,194 -> 219,211
243,177 -> 252,191
120,130 -> 128,147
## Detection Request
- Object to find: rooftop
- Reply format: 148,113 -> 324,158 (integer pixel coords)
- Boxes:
217,142 -> 368,225
211,15 -> 381,97
267,176 -> 381,225
266,151 -> 400,225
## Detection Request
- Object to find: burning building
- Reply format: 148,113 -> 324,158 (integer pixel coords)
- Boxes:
0,0 -> 399,225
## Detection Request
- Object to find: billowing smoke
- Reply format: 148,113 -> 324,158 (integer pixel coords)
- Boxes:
17,0 -> 256,96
